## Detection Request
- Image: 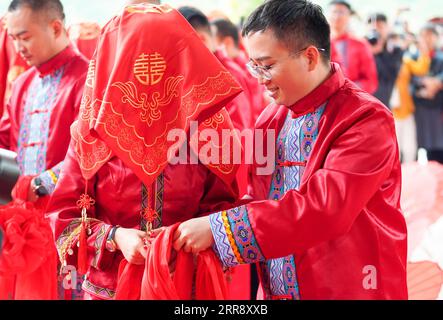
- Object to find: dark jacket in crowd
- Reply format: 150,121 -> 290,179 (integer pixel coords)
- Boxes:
413,50 -> 443,151
373,45 -> 404,107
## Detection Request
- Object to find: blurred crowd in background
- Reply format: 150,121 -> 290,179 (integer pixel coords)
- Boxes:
3,0 -> 443,164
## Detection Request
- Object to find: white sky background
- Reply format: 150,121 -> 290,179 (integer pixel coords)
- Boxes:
0,0 -> 441,34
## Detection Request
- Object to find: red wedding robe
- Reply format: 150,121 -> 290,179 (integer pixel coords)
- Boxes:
212,63 -> 408,299
47,147 -> 238,300
0,45 -> 88,173
46,4 -> 242,300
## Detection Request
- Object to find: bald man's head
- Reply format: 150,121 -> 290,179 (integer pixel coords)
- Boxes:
8,0 -> 65,24
7,0 -> 70,67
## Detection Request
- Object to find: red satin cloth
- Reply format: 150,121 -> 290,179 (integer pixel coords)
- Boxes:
247,63 -> 407,299
0,176 -> 57,300
115,224 -> 227,300
71,3 -> 242,188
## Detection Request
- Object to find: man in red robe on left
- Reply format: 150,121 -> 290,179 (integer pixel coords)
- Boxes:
0,0 -> 88,300
0,0 -> 88,202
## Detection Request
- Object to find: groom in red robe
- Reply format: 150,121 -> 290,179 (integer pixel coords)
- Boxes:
174,0 -> 408,300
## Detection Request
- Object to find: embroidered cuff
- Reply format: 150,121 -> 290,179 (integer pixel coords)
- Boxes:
38,162 -> 63,194
209,205 -> 265,268
56,220 -> 114,272
82,279 -> 116,300
56,219 -> 83,267
209,212 -> 239,268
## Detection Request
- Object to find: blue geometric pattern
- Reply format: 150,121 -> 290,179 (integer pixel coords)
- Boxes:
17,67 -> 64,175
300,106 -> 324,162
284,255 -> 300,300
286,115 -> 305,160
226,206 -> 265,264
283,115 -> 305,192
268,258 -> 286,295
268,112 -> 294,200
209,213 -> 238,267
260,104 -> 326,300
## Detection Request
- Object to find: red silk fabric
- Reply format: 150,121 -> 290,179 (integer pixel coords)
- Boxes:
115,223 -> 227,300
0,176 -> 57,300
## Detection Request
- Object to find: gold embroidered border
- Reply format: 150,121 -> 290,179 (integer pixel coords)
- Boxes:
75,71 -> 240,180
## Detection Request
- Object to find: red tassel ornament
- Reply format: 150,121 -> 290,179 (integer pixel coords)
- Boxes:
75,185 -> 95,275
77,208 -> 88,274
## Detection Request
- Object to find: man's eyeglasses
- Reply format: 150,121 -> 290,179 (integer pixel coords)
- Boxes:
246,47 -> 326,81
